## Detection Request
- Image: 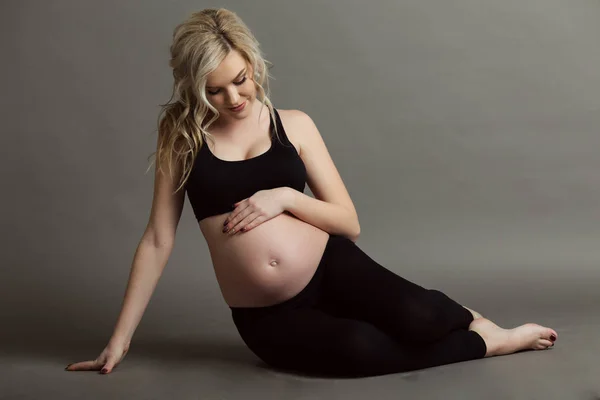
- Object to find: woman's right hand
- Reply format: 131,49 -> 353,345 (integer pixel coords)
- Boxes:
65,339 -> 130,374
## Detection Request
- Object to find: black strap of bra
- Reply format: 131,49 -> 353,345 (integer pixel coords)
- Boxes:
271,108 -> 293,148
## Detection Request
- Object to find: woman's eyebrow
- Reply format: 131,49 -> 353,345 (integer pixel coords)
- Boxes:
206,68 -> 246,89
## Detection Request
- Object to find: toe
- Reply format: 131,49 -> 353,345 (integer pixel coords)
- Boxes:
539,339 -> 554,348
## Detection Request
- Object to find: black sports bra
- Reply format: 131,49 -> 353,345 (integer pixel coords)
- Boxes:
185,107 -> 307,222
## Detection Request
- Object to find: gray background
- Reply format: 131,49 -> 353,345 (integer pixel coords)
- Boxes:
2,0 -> 599,398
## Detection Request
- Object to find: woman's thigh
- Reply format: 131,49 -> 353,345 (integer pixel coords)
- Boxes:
317,236 -> 473,343
236,306 -> 392,377
235,306 -> 485,377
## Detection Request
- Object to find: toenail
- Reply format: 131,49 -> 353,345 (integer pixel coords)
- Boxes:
550,334 -> 556,341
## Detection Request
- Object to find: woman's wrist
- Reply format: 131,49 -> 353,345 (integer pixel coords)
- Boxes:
109,334 -> 131,348
281,186 -> 297,211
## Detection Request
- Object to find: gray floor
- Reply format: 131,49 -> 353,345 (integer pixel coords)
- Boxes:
3,307 -> 598,400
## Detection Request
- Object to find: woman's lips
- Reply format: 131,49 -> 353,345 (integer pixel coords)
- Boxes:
229,101 -> 246,111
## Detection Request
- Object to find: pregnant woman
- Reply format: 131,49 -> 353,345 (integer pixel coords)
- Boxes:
66,8 -> 558,378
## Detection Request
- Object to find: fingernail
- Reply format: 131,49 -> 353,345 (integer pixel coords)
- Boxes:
65,363 -> 72,370
101,368 -> 108,374
223,220 -> 228,226
550,334 -> 556,342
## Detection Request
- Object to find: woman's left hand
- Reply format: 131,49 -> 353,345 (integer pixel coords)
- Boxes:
223,188 -> 290,235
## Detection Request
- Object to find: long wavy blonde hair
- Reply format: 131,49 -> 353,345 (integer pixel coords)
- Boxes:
146,8 -> 282,193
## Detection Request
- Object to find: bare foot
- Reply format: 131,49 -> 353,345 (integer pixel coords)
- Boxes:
468,318 -> 557,357
463,306 -> 483,320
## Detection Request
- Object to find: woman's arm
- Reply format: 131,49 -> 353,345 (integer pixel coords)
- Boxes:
65,124 -> 185,375
284,188 -> 360,242
65,237 -> 175,374
282,110 -> 361,242
109,130 -> 186,345
109,238 -> 174,345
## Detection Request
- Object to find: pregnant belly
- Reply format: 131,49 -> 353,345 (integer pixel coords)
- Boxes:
199,211 -> 330,307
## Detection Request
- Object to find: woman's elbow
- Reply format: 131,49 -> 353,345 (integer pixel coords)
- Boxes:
349,225 -> 360,243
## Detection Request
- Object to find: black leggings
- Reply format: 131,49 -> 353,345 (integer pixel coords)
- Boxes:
230,234 -> 487,378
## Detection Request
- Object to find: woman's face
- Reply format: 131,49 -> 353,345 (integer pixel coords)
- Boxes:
205,50 -> 256,121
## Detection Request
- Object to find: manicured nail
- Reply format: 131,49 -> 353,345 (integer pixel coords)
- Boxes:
550,334 -> 556,342
101,368 -> 108,374
223,220 -> 228,226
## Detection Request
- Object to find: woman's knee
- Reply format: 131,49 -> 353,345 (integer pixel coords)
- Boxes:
327,323 -> 400,375
262,324 -> 385,376
401,297 -> 447,342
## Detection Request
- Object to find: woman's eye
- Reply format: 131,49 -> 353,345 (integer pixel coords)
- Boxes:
207,76 -> 247,95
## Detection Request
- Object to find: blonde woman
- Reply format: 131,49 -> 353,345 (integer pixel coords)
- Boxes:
66,8 -> 557,378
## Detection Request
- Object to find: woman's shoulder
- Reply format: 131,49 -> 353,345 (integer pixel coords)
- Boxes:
276,109 -> 317,156
274,108 -> 309,155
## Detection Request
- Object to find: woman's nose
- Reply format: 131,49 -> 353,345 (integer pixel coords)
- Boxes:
226,90 -> 240,104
